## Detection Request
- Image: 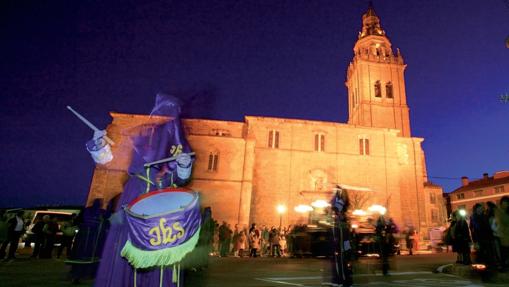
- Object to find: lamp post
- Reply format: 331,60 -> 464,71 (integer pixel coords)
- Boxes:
276,204 -> 287,231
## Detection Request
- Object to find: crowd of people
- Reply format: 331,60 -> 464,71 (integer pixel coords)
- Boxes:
215,222 -> 292,258
0,211 -> 79,261
445,196 -> 509,271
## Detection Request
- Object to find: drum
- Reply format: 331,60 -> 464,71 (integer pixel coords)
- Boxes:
121,188 -> 201,269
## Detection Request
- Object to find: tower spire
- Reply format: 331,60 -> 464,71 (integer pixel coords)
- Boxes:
359,2 -> 385,39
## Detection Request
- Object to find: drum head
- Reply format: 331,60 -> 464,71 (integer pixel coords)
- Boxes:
128,188 -> 195,217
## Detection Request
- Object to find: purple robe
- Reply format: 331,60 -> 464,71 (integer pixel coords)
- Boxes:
95,95 -> 194,287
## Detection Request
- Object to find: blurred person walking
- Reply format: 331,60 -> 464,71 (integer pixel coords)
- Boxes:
0,210 -> 25,261
375,215 -> 397,275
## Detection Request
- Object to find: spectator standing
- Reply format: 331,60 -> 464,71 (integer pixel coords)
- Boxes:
452,210 -> 472,265
58,216 -> 78,259
405,227 -> 416,256
495,196 -> 509,271
470,203 -> 492,265
249,229 -> 260,257
40,217 -> 59,259
236,230 -> 247,257
486,201 -> 501,267
218,222 -> 228,257
279,231 -> 287,257
261,226 -> 269,256
232,225 -> 240,257
0,210 -> 25,261
271,228 -> 281,257
30,215 -> 49,258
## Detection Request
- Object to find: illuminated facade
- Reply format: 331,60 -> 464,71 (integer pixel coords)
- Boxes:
87,6 -> 446,234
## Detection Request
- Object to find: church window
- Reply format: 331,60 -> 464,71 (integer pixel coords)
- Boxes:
374,81 -> 381,98
495,186 -> 505,193
430,192 -> 436,204
314,133 -> 325,152
268,130 -> 280,149
456,193 -> 465,200
386,82 -> 393,99
359,138 -> 370,155
431,209 -> 438,223
207,152 -> 219,172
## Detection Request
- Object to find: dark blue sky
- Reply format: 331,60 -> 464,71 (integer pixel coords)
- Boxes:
1,0 -> 508,208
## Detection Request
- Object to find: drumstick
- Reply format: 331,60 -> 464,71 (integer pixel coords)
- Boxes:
67,106 -> 115,146
144,152 -> 195,167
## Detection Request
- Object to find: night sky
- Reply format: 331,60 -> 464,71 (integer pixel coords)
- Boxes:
1,0 -> 508,208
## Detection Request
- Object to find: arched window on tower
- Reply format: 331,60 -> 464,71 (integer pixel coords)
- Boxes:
314,133 -> 325,152
359,137 -> 370,155
207,151 -> 219,172
386,82 -> 393,99
268,129 -> 280,148
374,81 -> 381,98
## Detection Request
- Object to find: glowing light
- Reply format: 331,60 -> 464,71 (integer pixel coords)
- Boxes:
294,204 -> 313,213
351,224 -> 359,229
311,200 -> 330,208
368,204 -> 387,215
459,209 -> 467,217
276,204 -> 287,214
352,209 -> 367,216
471,264 -> 486,271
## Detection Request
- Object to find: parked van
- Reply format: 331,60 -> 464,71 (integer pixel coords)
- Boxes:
23,210 -> 75,246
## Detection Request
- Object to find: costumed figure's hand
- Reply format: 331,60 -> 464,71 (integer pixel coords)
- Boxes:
175,153 -> 193,181
109,210 -> 124,225
93,130 -> 107,140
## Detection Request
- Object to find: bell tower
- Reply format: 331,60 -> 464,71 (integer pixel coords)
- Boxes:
346,3 -> 411,137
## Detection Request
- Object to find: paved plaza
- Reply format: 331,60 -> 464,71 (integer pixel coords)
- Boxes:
2,250 -> 507,286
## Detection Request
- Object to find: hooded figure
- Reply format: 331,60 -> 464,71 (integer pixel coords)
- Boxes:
94,94 -> 195,287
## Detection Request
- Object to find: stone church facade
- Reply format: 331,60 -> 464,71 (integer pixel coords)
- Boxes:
86,6 -> 446,234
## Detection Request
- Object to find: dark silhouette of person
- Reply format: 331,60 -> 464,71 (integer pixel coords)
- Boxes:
0,210 -> 25,260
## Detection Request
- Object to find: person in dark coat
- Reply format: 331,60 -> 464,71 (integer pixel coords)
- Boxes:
405,227 -> 416,256
470,203 -> 493,265
452,210 -> 472,265
0,210 -> 25,260
40,217 -> 59,259
376,215 -> 397,275
30,215 -> 49,258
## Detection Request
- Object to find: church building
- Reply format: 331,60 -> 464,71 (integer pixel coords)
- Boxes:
86,5 -> 446,235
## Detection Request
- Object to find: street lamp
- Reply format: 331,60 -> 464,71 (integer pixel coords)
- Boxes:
276,204 -> 287,230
